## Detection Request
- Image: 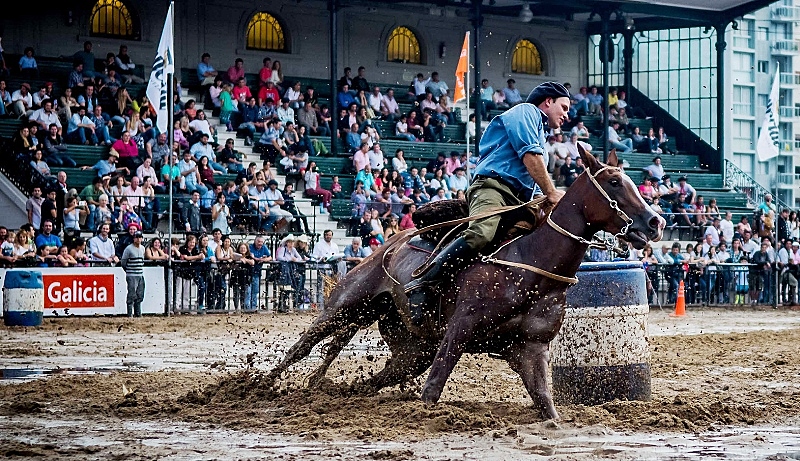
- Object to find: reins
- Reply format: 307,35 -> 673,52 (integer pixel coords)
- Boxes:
385,165 -> 634,285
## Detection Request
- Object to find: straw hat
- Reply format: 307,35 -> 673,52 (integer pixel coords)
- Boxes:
280,235 -> 296,246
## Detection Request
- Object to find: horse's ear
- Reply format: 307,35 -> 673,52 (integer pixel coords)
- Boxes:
606,149 -> 619,167
578,142 -> 601,174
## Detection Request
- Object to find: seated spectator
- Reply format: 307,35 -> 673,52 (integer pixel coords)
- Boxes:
657,127 -> 674,155
503,79 -> 522,106
607,121 -> 632,152
297,102 -> 327,137
0,80 -> 13,117
113,45 -> 144,84
65,106 -> 98,145
354,164 -> 378,197
448,168 -> 469,195
546,134 -> 568,174
493,89 -> 509,110
215,138 -> 244,173
466,113 -> 476,141
644,156 -> 665,182
112,131 -> 141,171
89,106 -> 117,146
269,60 -> 284,89
559,155 -> 580,187
226,58 -> 246,84
381,88 -> 402,121
344,237 -> 369,265
29,99 -> 60,134
304,162 -> 332,214
18,47 -> 38,79
337,84 -> 356,109
281,184 -> 310,234
42,124 -> 75,167
285,81 -> 305,110
256,57 -> 273,104
570,121 -> 590,141
586,86 -> 603,115
395,114 -> 416,142
68,63 -> 90,90
232,77 -> 252,106
178,150 -> 208,196
476,79 -> 496,120
30,150 -> 52,177
11,83 -> 34,118
197,52 -> 218,88
191,132 -> 226,173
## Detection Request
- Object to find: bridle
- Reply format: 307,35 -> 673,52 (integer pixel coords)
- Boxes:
546,165 -> 634,254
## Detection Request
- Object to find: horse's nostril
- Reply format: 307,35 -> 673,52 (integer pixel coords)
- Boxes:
648,216 -> 663,231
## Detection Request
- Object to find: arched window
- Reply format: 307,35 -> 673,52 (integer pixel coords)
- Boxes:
90,0 -> 140,40
511,39 -> 543,75
246,12 -> 287,52
387,27 -> 421,64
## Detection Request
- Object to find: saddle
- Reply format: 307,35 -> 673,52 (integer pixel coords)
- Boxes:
411,199 -> 550,250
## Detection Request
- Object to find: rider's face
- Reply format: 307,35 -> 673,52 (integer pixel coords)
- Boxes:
544,97 -> 571,129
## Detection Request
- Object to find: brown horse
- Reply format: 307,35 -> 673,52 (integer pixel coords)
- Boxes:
267,147 -> 664,420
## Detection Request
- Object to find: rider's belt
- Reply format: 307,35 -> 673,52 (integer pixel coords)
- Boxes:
474,174 -> 532,201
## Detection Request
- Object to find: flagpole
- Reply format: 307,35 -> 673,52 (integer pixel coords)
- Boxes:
165,1 -> 175,315
465,31 -> 471,182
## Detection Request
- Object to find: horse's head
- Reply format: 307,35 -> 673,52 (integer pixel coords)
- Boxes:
575,145 -> 665,249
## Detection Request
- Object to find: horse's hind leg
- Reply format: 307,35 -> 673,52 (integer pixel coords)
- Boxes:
266,314 -> 344,382
306,323 -> 360,387
360,308 -> 437,392
506,340 -> 559,420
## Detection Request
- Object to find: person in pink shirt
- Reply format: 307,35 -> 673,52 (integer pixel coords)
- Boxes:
352,143 -> 369,173
443,151 -> 462,177
226,58 -> 245,84
112,130 -> 140,171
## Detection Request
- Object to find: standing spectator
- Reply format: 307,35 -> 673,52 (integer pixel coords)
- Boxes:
121,230 -> 145,317
26,186 -> 44,230
211,192 -> 232,235
73,41 -> 101,78
182,190 -> 205,234
351,66 -> 371,94
249,236 -> 272,311
751,240 -> 774,304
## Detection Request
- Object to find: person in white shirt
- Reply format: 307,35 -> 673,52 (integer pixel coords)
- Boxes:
607,121 -> 632,152
284,81 -> 304,109
704,217 -> 721,246
381,89 -> 401,121
276,99 -> 295,125
29,100 -> 61,133
312,229 -> 348,278
11,83 -> 34,117
413,73 -> 432,99
136,157 -> 158,185
368,86 -> 383,115
188,110 -> 215,138
89,223 -> 119,263
265,180 -> 294,223
368,144 -> 385,170
719,211 -> 735,244
545,134 -> 568,173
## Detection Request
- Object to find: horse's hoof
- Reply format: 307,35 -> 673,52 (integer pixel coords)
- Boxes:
543,418 -> 561,429
420,386 -> 440,407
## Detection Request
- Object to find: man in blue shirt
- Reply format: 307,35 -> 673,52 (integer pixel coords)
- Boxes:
404,82 -> 571,322
249,236 -> 272,312
34,219 -> 62,253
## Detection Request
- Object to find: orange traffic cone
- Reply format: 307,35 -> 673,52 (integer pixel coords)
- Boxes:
671,280 -> 686,317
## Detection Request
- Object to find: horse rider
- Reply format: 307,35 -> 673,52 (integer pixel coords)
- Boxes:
404,81 -> 572,323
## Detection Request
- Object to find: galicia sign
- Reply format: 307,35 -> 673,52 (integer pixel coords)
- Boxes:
44,274 -> 115,308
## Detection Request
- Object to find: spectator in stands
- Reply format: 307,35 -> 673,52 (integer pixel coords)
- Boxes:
67,62 -> 89,90
88,106 -> 115,146
751,240 -> 774,304
545,134 -> 567,174
476,79 -> 497,120
40,124 -> 74,167
111,130 -> 140,171
71,41 -> 99,78
276,98 -> 295,126
0,80 -> 13,116
269,60 -> 284,89
559,155 -> 580,188
422,71 -> 447,99
606,121 -> 632,152
466,113 -> 476,141
305,162 -> 332,214
214,138 -> 243,173
179,150 -> 208,196
89,222 -> 118,263
657,127 -> 674,155
11,125 -> 34,156
232,77 -> 252,107
197,52 -> 218,88
181,190 -> 205,234
144,132 -> 169,169
337,84 -> 356,110
448,167 -> 469,195
226,57 -> 246,85
644,156 -> 664,183
586,86 -> 603,115
436,95 -> 455,125
17,47 -> 38,79
29,99 -> 60,136
493,89 -> 509,110
113,45 -> 143,83
25,186 -> 44,230
35,219 -> 61,254
442,151 -> 460,177
11,82 -> 33,118
65,106 -> 98,145
563,132 -> 582,161
394,114 -> 416,142
39,188 -> 60,235
265,179 -> 294,226
280,183 -> 310,234
297,102 -> 326,137
191,132 -> 226,173
719,211 -> 735,244
284,81 -> 304,110
676,175 -> 696,205
503,79 -> 522,107
29,149 -> 52,179
256,57 -> 273,100
247,236 -> 272,310
379,88 -> 401,122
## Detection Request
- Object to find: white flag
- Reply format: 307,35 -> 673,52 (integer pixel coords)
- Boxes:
757,62 -> 780,162
146,2 -> 174,135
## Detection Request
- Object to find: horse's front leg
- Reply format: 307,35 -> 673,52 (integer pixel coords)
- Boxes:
506,340 -> 559,420
420,311 -> 479,404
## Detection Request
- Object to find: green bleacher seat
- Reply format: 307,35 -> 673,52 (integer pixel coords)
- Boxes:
330,199 -> 353,221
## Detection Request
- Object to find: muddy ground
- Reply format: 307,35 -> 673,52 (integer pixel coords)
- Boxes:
1,308 -> 800,460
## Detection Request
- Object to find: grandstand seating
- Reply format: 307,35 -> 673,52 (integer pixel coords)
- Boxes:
0,57 -> 760,243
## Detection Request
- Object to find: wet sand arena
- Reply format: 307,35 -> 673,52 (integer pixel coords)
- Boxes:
2,307 -> 800,460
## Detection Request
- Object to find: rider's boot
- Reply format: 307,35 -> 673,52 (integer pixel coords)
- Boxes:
404,236 -> 476,325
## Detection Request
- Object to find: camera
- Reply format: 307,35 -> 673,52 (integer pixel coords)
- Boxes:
78,200 -> 87,208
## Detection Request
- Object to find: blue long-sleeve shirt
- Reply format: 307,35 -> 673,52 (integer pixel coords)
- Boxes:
473,103 -> 548,198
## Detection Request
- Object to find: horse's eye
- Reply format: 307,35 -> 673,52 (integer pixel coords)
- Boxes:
609,178 -> 621,187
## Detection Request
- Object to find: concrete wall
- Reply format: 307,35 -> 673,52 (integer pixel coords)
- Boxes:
2,0 -> 587,94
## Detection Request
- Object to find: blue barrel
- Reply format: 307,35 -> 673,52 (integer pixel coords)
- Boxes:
551,261 -> 651,405
3,270 -> 44,327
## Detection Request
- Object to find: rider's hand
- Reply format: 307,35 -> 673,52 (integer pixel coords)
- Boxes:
546,189 -> 565,205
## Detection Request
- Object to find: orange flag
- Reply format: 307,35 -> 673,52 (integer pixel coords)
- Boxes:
454,32 -> 469,103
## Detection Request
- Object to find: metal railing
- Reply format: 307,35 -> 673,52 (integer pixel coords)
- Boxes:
724,159 -> 790,210
645,263 -> 789,307
772,40 -> 798,53
780,72 -> 800,86
772,5 -> 799,20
